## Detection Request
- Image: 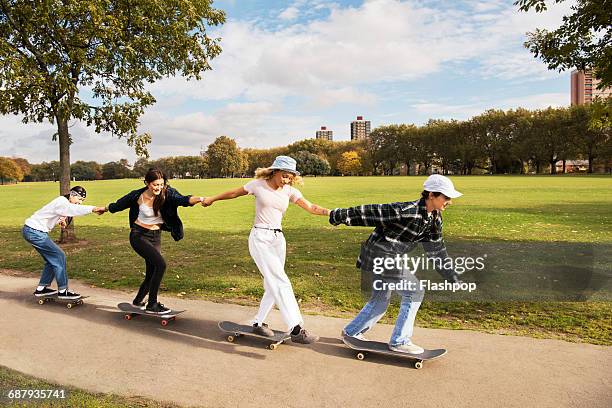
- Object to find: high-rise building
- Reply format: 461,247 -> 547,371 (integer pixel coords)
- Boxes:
315,126 -> 333,141
350,116 -> 371,140
571,69 -> 612,105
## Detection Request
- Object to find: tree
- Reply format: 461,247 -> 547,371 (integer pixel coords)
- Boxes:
11,157 -> 31,180
292,150 -> 330,176
0,157 -> 22,183
367,125 -> 403,175
0,0 -> 225,241
29,161 -> 60,181
174,156 -> 208,178
516,0 -> 611,88
337,151 -> 362,175
206,136 -> 247,177
571,104 -> 611,173
133,158 -> 151,178
102,160 -> 133,179
286,138 -> 334,158
71,161 -> 100,180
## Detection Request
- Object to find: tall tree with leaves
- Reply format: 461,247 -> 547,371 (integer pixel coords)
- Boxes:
515,0 -> 611,88
0,0 -> 225,241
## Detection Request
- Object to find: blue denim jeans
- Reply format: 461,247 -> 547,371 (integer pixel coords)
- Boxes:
344,272 -> 424,346
22,225 -> 68,290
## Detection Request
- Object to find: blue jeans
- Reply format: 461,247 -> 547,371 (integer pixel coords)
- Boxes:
22,225 -> 68,290
344,272 -> 424,346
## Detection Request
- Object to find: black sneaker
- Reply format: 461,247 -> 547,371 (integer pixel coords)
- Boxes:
252,323 -> 275,337
132,299 -> 146,310
145,302 -> 171,314
34,287 -> 58,297
57,290 -> 81,300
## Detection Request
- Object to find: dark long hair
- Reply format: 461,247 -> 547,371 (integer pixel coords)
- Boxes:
144,168 -> 168,216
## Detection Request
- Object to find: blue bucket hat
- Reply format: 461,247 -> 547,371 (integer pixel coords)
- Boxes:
269,155 -> 300,175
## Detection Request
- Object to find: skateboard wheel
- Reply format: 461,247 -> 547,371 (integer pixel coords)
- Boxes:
78,300 -> 83,305
269,343 -> 278,350
38,299 -> 45,305
161,320 -> 169,326
414,361 -> 423,370
67,303 -> 73,309
124,314 -> 132,320
356,352 -> 365,361
227,335 -> 235,343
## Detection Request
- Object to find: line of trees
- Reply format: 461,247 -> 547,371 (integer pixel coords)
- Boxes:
3,104 -> 610,182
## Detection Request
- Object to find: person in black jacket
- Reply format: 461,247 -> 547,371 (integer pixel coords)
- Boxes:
105,168 -> 205,314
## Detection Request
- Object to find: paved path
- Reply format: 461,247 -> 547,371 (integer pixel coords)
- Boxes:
1,272 -> 610,408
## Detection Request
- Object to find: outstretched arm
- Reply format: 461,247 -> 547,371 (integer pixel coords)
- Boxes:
188,196 -> 205,206
203,187 -> 248,207
295,198 -> 330,216
328,202 -> 405,227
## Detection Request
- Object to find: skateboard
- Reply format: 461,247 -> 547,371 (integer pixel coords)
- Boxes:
118,303 -> 185,326
342,335 -> 446,369
35,294 -> 88,309
218,321 -> 291,350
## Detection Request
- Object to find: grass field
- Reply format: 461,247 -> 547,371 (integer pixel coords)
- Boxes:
0,365 -> 180,407
1,176 -> 610,345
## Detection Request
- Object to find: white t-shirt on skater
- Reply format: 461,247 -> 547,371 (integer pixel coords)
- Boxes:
243,179 -> 303,229
25,196 -> 95,233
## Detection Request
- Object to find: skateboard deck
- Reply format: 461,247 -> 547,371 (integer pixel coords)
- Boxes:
218,321 -> 291,350
35,294 -> 89,309
118,302 -> 185,326
342,335 -> 446,369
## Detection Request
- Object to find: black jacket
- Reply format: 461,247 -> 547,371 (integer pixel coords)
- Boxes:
107,186 -> 193,241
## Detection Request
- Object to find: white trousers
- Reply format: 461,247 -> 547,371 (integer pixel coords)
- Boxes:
248,226 -> 303,330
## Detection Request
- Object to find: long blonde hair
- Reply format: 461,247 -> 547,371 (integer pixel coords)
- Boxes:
254,167 -> 303,186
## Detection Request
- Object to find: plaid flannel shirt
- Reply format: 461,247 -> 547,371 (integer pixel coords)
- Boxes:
329,198 -> 458,281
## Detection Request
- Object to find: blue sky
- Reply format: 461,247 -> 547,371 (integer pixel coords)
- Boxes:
1,0 -> 573,163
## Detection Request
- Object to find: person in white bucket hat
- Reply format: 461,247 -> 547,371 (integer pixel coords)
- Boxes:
203,156 -> 330,344
329,174 -> 463,354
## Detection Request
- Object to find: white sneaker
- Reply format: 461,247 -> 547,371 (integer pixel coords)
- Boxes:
342,330 -> 369,341
389,342 -> 424,354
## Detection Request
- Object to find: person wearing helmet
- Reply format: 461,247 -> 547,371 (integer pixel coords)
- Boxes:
329,174 -> 463,354
23,186 -> 107,300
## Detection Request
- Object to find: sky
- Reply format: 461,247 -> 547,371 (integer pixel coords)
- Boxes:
0,0 -> 575,164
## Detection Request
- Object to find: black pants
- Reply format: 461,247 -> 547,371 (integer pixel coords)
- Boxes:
129,225 -> 166,306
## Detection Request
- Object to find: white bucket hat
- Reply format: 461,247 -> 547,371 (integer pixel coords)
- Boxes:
423,174 -> 462,198
269,155 -> 300,175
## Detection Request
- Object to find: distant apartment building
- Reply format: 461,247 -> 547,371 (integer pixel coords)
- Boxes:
571,69 -> 612,105
316,126 -> 333,141
350,116 -> 371,140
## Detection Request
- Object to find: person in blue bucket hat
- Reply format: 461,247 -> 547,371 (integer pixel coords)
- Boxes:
203,156 -> 330,344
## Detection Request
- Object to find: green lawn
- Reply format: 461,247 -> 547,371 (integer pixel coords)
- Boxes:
1,176 -> 610,345
0,365 -> 181,407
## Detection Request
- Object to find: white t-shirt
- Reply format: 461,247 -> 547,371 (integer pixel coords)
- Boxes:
243,179 -> 303,228
25,196 -> 95,233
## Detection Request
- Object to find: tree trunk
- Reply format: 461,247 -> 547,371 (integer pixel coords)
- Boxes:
57,117 -> 76,243
588,154 -> 594,173
550,158 -> 557,174
562,159 -> 566,174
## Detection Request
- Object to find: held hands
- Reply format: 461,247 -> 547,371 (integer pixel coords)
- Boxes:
92,207 -> 107,215
201,197 -> 214,207
58,217 -> 67,229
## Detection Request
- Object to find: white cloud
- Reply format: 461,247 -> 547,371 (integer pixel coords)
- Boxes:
2,0 -> 577,162
279,6 -> 299,21
148,0 -> 572,103
410,92 -> 569,121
